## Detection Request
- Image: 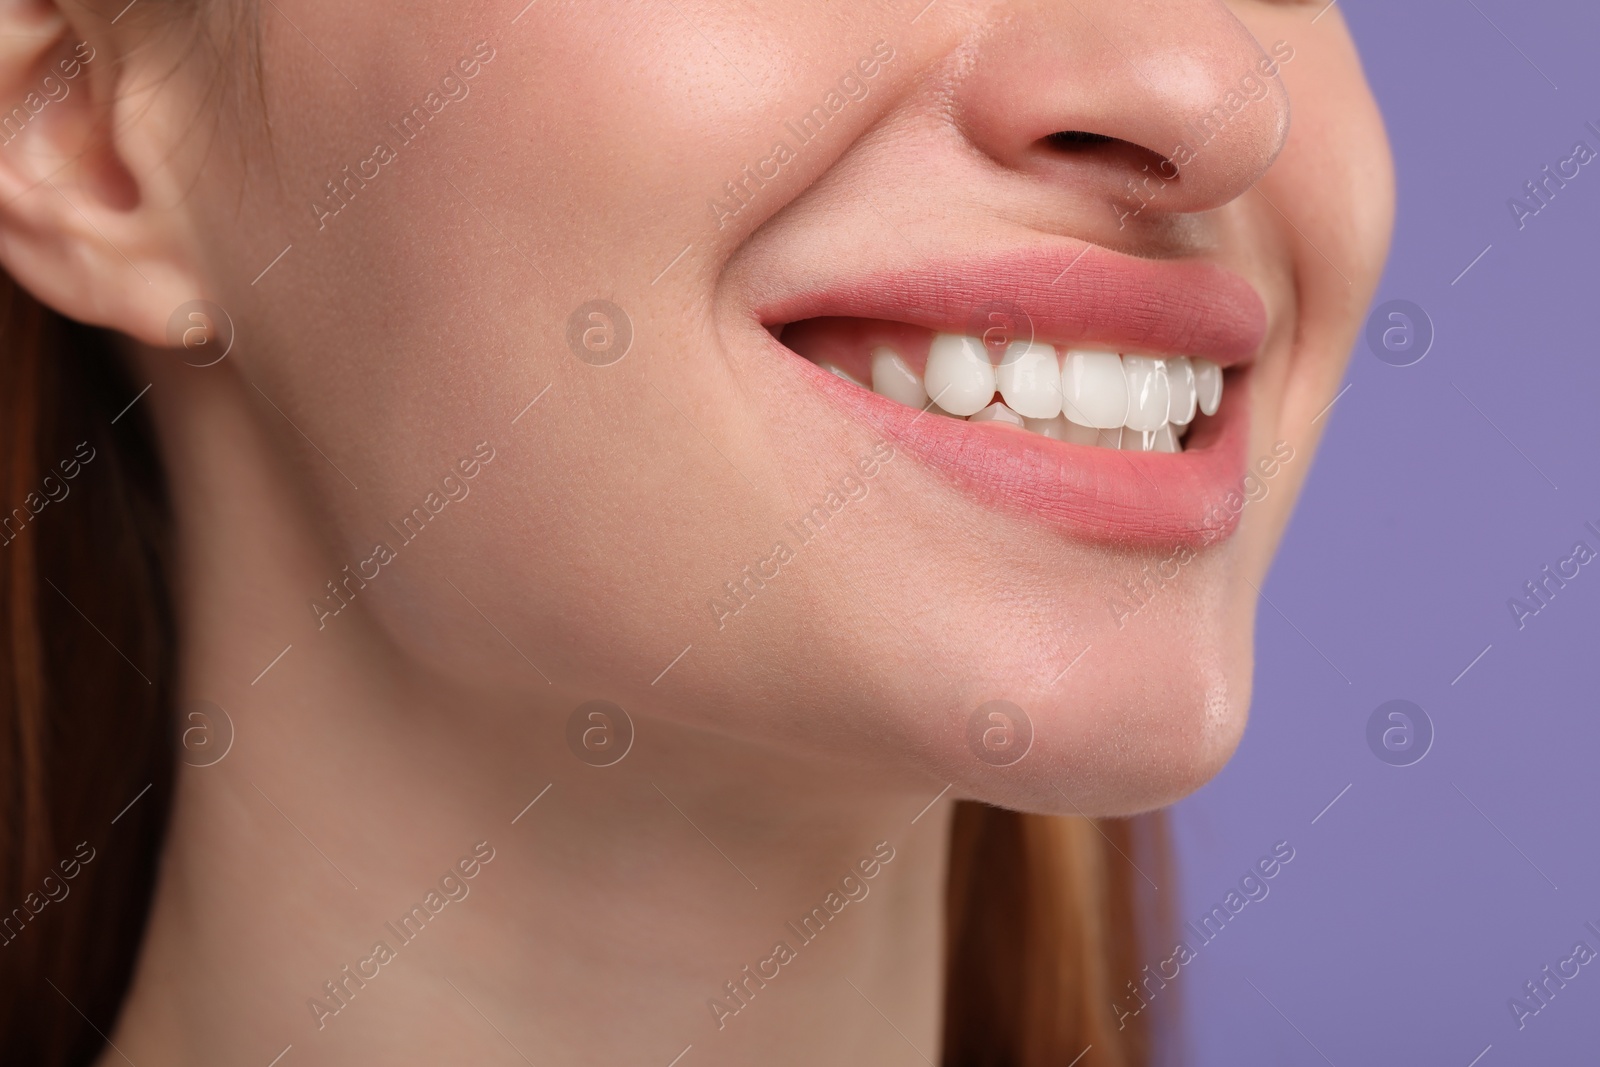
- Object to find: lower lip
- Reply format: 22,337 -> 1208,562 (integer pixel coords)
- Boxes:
777,338 -> 1252,545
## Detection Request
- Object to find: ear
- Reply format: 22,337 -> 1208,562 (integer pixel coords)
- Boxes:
0,0 -> 203,346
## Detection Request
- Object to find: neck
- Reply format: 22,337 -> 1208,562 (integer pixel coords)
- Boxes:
104,355 -> 952,1067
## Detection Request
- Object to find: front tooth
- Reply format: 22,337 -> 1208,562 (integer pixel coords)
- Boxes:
1122,356 -> 1170,432
969,401 -> 1025,427
1095,426 -> 1123,450
1061,349 -> 1129,429
820,362 -> 865,388
1152,423 -> 1180,453
1194,359 -> 1222,416
1024,415 -> 1098,444
1167,357 -> 1198,425
870,346 -> 927,409
1121,428 -> 1157,452
995,341 -> 1062,420
924,333 -> 995,417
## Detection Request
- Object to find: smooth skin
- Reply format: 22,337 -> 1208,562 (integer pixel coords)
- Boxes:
0,0 -> 1390,1063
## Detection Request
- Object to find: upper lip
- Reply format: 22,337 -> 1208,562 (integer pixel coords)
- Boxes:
753,241 -> 1267,364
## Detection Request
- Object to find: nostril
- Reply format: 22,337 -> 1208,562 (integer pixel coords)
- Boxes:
1044,131 -> 1115,149
1040,131 -> 1177,186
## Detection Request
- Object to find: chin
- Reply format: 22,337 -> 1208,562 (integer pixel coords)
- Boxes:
924,602 -> 1257,819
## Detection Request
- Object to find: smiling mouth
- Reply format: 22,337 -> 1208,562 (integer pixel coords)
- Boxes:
749,244 -> 1265,543
777,317 -> 1224,454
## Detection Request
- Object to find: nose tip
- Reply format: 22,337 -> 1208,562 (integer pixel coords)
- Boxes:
952,0 -> 1292,218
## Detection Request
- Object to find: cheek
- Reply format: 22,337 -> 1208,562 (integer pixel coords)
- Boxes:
1250,10 -> 1395,309
1221,16 -> 1391,571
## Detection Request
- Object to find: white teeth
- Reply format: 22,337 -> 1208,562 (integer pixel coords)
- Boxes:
1118,425 -> 1186,452
1194,358 -> 1222,417
1167,356 -> 1198,425
828,332 -> 1226,453
924,333 -> 996,417
995,340 -> 1062,420
969,401 -> 1025,426
1023,415 -> 1065,440
1061,349 -> 1129,429
1122,356 -> 1170,433
1024,415 -> 1099,445
820,362 -> 865,388
1122,427 -> 1156,452
870,346 -> 927,409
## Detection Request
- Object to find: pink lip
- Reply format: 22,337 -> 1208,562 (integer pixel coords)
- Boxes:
756,244 -> 1266,544
756,244 -> 1266,365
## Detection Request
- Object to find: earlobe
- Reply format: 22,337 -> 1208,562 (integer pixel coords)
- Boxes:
0,1 -> 203,347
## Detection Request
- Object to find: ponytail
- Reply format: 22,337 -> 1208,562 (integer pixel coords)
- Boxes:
944,803 -> 1173,1066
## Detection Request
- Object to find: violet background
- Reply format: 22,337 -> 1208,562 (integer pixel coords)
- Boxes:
1172,2 -> 1600,1064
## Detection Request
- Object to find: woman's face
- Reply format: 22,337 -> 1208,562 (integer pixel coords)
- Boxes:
130,0 -> 1390,814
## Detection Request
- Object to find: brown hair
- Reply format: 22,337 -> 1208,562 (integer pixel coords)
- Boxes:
945,804 -> 1173,1066
0,6 -> 1173,1064
0,279 -> 176,1064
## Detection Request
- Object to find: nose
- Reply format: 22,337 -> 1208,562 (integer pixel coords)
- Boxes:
952,0 -> 1291,219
